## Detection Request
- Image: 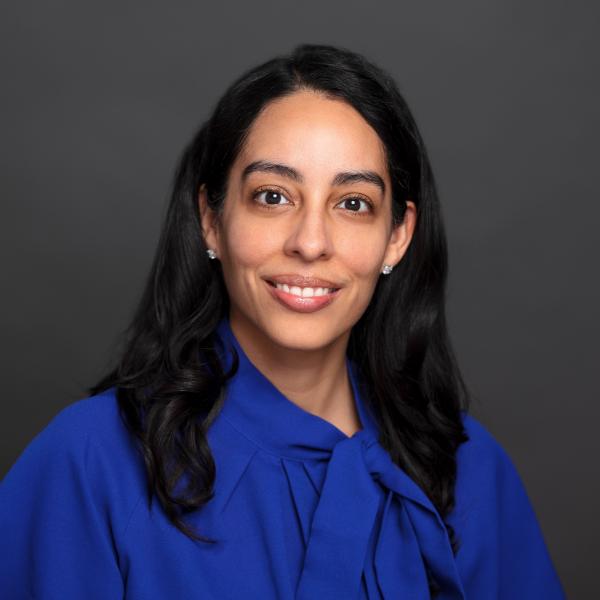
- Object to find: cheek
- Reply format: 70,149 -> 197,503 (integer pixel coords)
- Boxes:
222,217 -> 280,269
335,232 -> 385,279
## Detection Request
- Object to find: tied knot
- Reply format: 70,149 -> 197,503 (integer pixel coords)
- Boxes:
363,438 -> 465,599
296,431 -> 465,599
358,433 -> 394,485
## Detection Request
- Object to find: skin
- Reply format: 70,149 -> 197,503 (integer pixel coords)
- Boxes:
199,90 -> 416,437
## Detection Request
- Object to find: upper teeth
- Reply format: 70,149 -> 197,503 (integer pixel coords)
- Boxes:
275,283 -> 335,297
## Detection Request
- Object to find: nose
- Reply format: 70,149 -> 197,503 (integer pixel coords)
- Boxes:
282,197 -> 335,261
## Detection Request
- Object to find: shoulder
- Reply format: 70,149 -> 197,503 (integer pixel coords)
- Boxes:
452,410 -> 535,522
2,387 -> 146,522
15,387 -> 139,468
450,416 -> 566,597
32,386 -> 118,434
457,410 -> 516,474
0,388 -> 145,597
44,386 -> 124,433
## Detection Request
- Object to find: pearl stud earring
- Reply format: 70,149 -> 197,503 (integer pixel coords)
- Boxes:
206,248 -> 217,260
382,264 -> 393,275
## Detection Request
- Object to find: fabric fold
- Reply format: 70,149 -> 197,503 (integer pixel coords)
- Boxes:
281,457 -> 317,547
362,436 -> 466,598
294,428 -> 466,599
374,492 -> 430,598
295,436 -> 381,599
215,316 -> 466,598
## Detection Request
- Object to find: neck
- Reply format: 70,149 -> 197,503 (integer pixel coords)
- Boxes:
228,311 -> 362,437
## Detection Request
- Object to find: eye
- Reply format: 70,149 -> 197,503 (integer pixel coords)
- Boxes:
336,196 -> 374,215
253,188 -> 292,208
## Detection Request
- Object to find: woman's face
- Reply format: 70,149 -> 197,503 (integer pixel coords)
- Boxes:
200,90 -> 416,353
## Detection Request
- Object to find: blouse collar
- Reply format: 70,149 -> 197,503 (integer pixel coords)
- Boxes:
214,316 -> 381,461
211,317 -> 466,598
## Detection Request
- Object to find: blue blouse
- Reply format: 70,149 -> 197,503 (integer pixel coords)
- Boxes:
0,316 -> 566,599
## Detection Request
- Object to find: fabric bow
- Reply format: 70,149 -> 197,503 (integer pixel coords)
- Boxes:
295,430 -> 466,599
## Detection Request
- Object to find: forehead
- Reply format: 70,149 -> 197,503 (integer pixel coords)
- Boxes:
234,90 -> 389,178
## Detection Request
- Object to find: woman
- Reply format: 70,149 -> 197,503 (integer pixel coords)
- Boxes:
0,44 -> 565,599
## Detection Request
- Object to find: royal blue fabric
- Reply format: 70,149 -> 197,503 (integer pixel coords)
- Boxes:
0,317 -> 566,599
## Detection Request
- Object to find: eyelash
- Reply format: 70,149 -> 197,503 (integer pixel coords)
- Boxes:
252,187 -> 375,216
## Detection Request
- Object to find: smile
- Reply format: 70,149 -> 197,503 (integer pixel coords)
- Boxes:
264,280 -> 341,313
271,282 -> 337,297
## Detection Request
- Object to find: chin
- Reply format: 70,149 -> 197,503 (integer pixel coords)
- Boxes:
266,320 -> 343,351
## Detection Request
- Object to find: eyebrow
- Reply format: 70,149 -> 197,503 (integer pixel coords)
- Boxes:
241,160 -> 386,195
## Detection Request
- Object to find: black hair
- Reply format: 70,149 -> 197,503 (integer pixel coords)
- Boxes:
89,43 -> 471,596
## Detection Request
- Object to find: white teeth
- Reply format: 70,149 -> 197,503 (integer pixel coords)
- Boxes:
274,283 -> 335,297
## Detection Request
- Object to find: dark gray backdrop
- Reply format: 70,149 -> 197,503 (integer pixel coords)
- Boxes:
1,1 -> 597,597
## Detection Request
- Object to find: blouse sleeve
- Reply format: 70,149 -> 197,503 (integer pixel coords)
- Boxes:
449,413 -> 567,599
0,402 -> 125,599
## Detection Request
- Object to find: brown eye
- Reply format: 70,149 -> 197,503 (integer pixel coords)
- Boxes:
253,189 -> 291,206
337,197 -> 373,214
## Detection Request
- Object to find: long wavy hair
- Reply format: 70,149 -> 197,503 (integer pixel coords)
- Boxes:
89,43 -> 471,575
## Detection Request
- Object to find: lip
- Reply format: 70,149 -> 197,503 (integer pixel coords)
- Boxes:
263,274 -> 342,289
264,279 -> 341,313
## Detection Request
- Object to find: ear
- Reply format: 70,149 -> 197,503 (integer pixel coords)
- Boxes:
198,184 -> 220,255
382,200 -> 417,269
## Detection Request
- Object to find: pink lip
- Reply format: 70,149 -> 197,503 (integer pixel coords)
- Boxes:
265,274 -> 341,288
264,280 -> 341,313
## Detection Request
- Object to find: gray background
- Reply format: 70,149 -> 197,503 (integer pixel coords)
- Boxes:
1,1 -> 597,597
